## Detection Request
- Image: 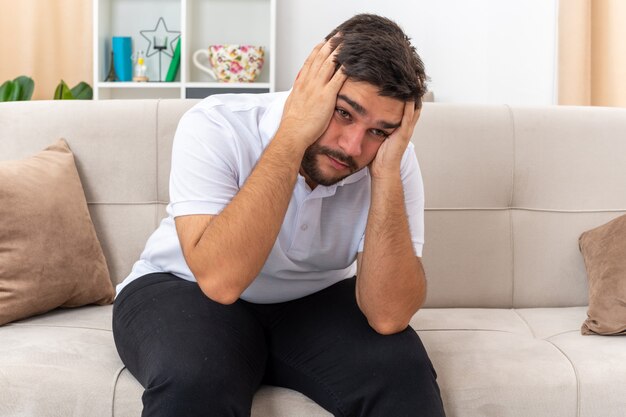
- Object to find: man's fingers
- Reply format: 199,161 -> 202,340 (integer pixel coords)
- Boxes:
403,101 -> 421,127
328,64 -> 348,92
400,101 -> 413,127
318,47 -> 341,80
297,41 -> 325,83
412,107 -> 422,125
391,101 -> 419,144
295,37 -> 341,87
308,36 -> 340,78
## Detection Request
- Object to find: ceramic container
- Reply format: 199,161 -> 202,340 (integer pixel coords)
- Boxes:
193,45 -> 265,83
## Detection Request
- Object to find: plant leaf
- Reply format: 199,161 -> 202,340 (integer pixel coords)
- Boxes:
0,81 -> 22,102
14,76 -> 34,100
0,81 -> 13,101
54,80 -> 74,100
70,82 -> 92,100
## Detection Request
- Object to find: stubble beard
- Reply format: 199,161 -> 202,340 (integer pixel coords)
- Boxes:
300,143 -> 359,187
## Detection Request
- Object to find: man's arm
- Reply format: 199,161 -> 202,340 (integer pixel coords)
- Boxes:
176,39 -> 347,304
356,101 -> 425,334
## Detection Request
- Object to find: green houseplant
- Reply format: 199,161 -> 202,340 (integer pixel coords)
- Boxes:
0,76 -> 34,101
0,76 -> 93,101
53,80 -> 93,100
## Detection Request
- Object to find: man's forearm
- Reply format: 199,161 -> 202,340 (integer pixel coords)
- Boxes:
189,129 -> 306,303
357,174 -> 426,334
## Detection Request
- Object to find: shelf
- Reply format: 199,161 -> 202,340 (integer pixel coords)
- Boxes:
185,82 -> 270,89
97,82 -> 182,88
93,0 -> 276,99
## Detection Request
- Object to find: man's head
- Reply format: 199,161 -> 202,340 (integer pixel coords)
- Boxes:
326,14 -> 427,109
300,14 -> 427,189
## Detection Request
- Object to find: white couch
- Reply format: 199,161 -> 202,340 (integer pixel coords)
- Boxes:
1,99 -> 625,417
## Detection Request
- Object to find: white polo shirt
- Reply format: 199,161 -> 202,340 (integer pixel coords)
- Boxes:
116,91 -> 425,303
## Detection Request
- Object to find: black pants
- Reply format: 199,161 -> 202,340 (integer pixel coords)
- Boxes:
112,273 -> 445,417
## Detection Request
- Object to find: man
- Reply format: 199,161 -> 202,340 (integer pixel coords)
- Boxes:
113,13 -> 445,417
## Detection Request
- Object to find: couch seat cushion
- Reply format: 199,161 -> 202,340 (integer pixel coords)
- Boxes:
0,305 -> 331,417
3,306 -> 625,417
0,306 -> 121,417
412,307 -> 626,417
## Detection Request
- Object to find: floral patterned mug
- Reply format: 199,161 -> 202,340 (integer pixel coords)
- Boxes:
192,45 -> 265,82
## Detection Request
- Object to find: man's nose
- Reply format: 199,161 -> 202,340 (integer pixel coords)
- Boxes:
338,126 -> 364,157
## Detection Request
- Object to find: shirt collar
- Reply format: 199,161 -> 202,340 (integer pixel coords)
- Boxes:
337,168 -> 368,186
301,168 -> 369,200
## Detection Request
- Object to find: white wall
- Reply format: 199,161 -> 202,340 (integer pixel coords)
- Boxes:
276,0 -> 559,105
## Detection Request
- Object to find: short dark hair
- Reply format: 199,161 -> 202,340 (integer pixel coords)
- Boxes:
325,14 -> 428,108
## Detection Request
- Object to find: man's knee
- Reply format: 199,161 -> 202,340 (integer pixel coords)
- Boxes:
141,361 -> 256,416
350,328 -> 445,416
363,328 -> 437,384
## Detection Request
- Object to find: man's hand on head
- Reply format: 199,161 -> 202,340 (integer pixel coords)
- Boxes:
279,37 -> 348,149
369,101 -> 421,180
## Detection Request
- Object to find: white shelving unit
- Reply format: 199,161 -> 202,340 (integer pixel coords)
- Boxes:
93,0 -> 276,99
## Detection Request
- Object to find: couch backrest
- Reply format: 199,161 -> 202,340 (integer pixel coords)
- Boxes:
2,100 -> 625,308
414,103 -> 626,308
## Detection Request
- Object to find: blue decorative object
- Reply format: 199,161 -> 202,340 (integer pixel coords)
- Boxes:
112,37 -> 133,81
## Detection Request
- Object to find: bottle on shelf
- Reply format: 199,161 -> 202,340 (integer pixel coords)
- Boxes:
132,50 -> 149,82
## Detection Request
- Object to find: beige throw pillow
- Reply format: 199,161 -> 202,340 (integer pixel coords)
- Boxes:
0,139 -> 114,325
579,214 -> 626,335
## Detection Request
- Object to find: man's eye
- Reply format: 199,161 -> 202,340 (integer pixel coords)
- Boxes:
336,108 -> 350,119
371,129 -> 389,138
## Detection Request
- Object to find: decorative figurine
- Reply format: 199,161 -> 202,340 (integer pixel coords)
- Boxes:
105,51 -> 117,82
139,17 -> 180,82
132,50 -> 149,82
153,36 -> 168,82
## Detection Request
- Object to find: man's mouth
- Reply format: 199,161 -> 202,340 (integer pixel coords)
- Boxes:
326,154 -> 350,170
